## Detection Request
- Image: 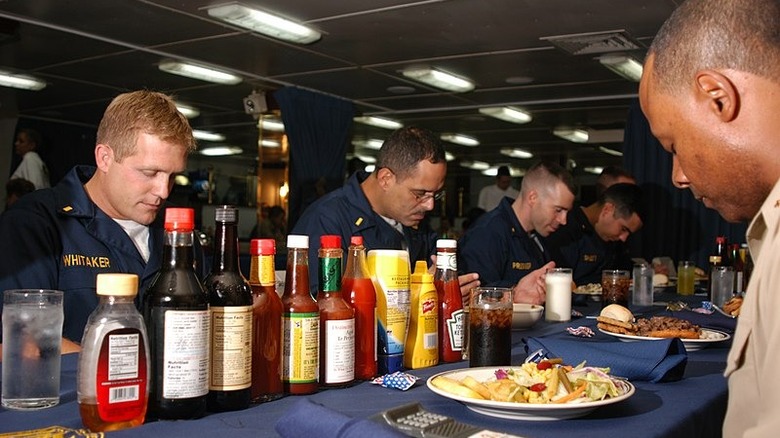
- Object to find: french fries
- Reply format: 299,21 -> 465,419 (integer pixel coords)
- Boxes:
430,376 -> 486,400
431,360 -> 625,405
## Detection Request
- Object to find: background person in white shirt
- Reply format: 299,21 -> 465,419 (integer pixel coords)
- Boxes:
477,165 -> 518,211
10,128 -> 50,190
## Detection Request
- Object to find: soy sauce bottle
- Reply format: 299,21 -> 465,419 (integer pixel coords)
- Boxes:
204,205 -> 252,412
143,208 -> 209,420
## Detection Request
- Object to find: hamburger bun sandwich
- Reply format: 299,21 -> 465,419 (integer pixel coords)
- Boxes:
597,304 -> 637,335
652,273 -> 669,287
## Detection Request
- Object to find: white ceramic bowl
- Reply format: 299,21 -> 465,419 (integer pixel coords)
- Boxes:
512,303 -> 544,330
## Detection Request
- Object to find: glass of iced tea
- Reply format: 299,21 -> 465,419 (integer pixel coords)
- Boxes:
601,270 -> 630,308
469,287 -> 512,367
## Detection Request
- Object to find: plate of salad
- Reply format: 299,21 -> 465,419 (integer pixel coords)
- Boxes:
427,361 -> 634,421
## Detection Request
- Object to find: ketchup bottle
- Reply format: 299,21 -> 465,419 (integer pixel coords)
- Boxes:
434,239 -> 464,363
342,236 -> 378,380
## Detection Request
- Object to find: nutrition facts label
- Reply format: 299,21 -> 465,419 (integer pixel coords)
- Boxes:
162,310 -> 210,398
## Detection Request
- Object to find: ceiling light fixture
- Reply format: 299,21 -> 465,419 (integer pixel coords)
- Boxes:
207,3 -> 321,44
553,127 -> 589,143
500,147 -> 534,159
445,152 -> 456,162
200,146 -> 243,156
459,160 -> 490,171
479,106 -> 532,124
354,153 -> 377,164
193,130 -> 226,142
441,133 -> 479,147
483,166 -> 525,177
598,54 -> 643,82
0,69 -> 46,90
584,166 -> 605,175
261,139 -> 280,148
259,118 -> 285,132
598,146 -> 623,156
159,60 -> 242,85
402,66 -> 474,92
175,102 -> 200,119
352,138 -> 385,150
353,116 -> 403,130
365,164 -> 376,173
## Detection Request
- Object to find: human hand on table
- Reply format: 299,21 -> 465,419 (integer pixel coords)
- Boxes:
458,272 -> 480,303
512,261 -> 555,305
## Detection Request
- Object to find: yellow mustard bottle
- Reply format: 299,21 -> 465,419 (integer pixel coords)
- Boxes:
403,261 -> 439,369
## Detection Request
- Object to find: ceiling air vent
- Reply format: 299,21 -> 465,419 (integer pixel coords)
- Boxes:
540,30 -> 643,55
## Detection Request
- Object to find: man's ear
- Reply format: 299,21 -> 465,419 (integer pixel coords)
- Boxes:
376,167 -> 394,190
695,70 -> 739,122
601,202 -> 616,219
94,143 -> 113,172
526,189 -> 538,206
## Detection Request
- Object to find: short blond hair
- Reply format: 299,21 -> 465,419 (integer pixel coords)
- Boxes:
96,90 -> 196,162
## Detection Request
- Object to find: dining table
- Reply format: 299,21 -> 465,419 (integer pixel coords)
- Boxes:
0,288 -> 733,438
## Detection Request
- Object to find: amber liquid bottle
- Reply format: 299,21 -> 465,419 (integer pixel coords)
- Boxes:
143,208 -> 209,420
342,236 -> 378,380
282,235 -> 319,394
248,239 -> 283,402
204,205 -> 252,412
78,274 -> 148,432
318,235 -> 355,387
434,239 -> 464,363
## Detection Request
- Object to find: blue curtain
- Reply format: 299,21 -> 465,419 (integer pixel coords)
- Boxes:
622,99 -> 746,269
274,87 -> 354,226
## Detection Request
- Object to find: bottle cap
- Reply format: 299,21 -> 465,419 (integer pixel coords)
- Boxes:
251,239 -> 275,256
164,208 -> 194,231
350,235 -> 364,246
320,235 -> 341,249
716,236 -> 727,244
436,239 -> 457,249
214,205 -> 238,223
411,260 -> 432,283
96,273 -> 139,297
287,234 -> 309,249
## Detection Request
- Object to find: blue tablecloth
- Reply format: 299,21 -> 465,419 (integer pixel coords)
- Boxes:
1,292 -> 730,438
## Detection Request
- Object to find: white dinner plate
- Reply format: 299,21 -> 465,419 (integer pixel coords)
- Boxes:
426,367 -> 635,421
598,328 -> 731,351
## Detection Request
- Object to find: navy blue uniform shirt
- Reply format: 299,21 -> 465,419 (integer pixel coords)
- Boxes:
457,197 -> 549,288
0,166 -> 205,342
545,206 -> 632,285
291,171 -> 437,294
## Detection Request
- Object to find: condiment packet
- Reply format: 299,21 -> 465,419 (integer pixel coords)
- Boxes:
566,326 -> 594,338
372,371 -> 418,391
694,301 -> 715,314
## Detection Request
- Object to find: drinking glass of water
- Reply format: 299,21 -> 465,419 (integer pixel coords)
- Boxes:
2,289 -> 64,410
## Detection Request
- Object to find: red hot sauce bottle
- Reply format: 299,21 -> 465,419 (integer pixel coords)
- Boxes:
342,236 -> 378,380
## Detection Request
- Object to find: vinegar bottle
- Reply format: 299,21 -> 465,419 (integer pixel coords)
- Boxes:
708,236 -> 729,301
404,261 -> 439,369
143,208 -> 209,420
342,236 -> 377,380
78,273 -> 149,432
434,239 -> 464,363
248,239 -> 283,402
282,235 -> 319,394
317,235 -> 355,387
204,205 -> 253,412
